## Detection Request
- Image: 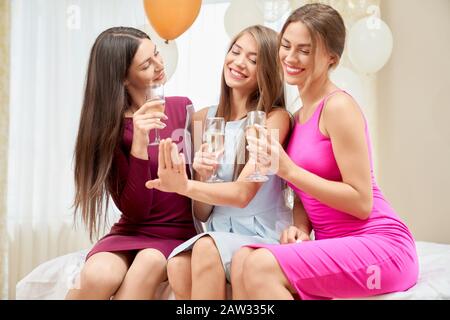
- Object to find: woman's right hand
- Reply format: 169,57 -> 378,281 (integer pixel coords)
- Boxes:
193,143 -> 223,181
132,100 -> 167,144
130,100 -> 167,159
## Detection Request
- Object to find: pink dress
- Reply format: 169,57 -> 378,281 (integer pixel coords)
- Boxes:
246,91 -> 419,299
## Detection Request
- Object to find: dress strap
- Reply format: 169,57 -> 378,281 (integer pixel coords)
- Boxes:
323,89 -> 346,106
315,89 -> 347,119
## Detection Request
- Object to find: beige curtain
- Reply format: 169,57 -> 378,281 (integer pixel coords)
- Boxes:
0,0 -> 10,300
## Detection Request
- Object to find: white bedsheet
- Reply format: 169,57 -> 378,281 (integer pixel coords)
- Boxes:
15,241 -> 450,300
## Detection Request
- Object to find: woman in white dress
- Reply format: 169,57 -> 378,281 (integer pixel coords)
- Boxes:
145,25 -> 293,299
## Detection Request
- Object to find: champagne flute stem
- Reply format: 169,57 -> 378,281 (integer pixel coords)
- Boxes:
210,167 -> 217,181
155,128 -> 160,143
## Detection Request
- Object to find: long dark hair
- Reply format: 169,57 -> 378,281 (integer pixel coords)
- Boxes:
216,25 -> 286,180
74,27 -> 150,240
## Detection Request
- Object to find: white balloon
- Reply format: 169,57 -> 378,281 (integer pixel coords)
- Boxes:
348,16 -> 393,74
330,66 -> 364,106
138,24 -> 178,81
224,0 -> 264,39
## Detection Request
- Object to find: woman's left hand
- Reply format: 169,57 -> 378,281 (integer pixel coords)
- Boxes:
246,124 -> 292,177
280,226 -> 311,244
145,138 -> 189,194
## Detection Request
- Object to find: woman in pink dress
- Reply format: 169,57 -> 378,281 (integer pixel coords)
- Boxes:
65,27 -> 197,299
233,4 -> 419,299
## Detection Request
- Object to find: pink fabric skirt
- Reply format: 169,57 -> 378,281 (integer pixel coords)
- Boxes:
246,233 -> 419,300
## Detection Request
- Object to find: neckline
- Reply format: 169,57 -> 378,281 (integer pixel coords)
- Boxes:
296,89 -> 343,126
296,100 -> 324,126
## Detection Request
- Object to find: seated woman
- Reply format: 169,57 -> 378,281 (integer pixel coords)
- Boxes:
66,27 -> 197,300
236,4 -> 419,300
145,25 -> 293,300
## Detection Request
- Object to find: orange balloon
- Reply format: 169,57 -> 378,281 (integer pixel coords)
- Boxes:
143,0 -> 202,41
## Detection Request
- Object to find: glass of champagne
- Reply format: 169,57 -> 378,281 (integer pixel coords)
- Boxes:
245,110 -> 269,182
204,117 -> 225,183
146,83 -> 165,146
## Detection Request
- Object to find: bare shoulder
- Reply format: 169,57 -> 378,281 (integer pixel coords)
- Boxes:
267,108 -> 291,143
324,92 -> 362,119
323,92 -> 365,130
321,92 -> 366,139
267,107 -> 291,125
192,107 -> 210,122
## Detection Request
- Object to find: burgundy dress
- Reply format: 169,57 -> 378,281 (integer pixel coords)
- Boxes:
86,96 -> 198,260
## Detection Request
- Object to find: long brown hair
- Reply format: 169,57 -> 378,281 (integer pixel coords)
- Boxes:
73,27 -> 150,240
216,25 -> 286,180
280,3 -> 346,70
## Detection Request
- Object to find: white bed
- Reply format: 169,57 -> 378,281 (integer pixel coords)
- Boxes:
16,241 -> 450,300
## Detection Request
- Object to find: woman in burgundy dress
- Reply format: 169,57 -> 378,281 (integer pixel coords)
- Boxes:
65,27 -> 197,299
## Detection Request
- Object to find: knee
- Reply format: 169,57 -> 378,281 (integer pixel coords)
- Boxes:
167,254 -> 192,297
192,236 -> 218,257
167,254 -> 191,285
80,262 -> 124,291
230,248 -> 252,285
131,249 -> 167,282
242,249 -> 274,290
191,237 -> 221,271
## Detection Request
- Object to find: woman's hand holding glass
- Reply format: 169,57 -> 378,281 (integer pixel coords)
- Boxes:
246,124 -> 292,179
203,117 -> 225,183
132,100 -> 167,146
193,143 -> 224,181
146,83 -> 166,146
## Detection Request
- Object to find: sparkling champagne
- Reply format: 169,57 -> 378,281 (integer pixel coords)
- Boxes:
205,130 -> 225,154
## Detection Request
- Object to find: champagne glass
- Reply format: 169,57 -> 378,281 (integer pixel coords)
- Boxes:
204,117 -> 225,183
146,83 -> 165,146
245,110 -> 269,182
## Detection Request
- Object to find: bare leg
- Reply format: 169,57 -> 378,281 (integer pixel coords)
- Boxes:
167,251 -> 192,300
113,248 -> 167,300
191,236 -> 226,300
243,248 -> 296,300
65,252 -> 130,300
230,247 -> 255,300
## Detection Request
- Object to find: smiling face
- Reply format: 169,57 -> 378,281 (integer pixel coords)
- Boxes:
279,21 -> 335,88
223,32 -> 259,95
125,38 -> 166,91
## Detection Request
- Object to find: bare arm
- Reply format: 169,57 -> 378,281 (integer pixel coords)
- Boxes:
293,194 -> 312,235
187,109 -> 291,221
146,109 -> 292,222
279,94 -> 373,219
